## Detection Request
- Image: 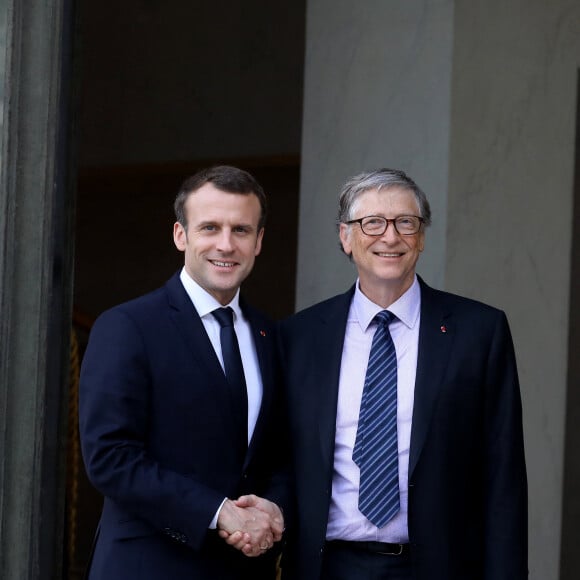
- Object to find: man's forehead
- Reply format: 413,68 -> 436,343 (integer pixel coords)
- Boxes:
184,191 -> 260,224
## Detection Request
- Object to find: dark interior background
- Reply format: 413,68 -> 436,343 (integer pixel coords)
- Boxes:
68,2 -> 305,577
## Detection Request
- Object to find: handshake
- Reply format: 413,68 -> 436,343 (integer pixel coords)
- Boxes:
217,494 -> 284,558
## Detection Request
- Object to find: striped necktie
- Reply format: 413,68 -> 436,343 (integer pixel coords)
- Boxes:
352,310 -> 400,527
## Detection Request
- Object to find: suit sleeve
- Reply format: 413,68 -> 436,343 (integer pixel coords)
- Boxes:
262,327 -> 293,523
79,308 -> 225,551
483,312 -> 528,578
242,318 -> 292,522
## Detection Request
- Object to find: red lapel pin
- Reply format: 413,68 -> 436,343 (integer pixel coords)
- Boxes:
440,325 -> 447,333
260,330 -> 266,337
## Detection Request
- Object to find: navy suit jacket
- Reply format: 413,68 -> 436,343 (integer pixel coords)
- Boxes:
279,278 -> 527,580
79,273 -> 288,579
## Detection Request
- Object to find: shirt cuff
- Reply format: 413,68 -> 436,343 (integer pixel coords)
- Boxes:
209,497 -> 228,529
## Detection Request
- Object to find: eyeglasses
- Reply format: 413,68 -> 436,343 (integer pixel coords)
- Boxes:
345,215 -> 425,236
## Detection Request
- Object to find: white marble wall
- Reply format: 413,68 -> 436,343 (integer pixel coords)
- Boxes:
297,0 -> 454,308
447,2 -> 580,578
299,0 -> 580,578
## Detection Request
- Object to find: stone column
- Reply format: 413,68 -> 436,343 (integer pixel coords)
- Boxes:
561,77 -> 580,578
297,0 -> 453,309
446,2 -> 580,578
298,1 -> 580,578
0,0 -> 76,578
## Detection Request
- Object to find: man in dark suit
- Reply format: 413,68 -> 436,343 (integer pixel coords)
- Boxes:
80,165 -> 287,579
279,168 -> 527,580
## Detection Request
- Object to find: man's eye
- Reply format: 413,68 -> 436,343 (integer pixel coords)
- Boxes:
202,224 -> 217,231
233,227 -> 250,234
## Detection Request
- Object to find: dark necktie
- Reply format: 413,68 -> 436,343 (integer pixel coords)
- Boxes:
352,310 -> 400,527
211,307 -> 248,441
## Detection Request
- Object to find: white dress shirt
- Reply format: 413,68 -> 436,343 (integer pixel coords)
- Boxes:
179,268 -> 263,443
179,268 -> 264,528
326,276 -> 421,543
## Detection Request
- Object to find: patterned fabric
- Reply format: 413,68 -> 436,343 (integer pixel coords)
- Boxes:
352,310 -> 399,528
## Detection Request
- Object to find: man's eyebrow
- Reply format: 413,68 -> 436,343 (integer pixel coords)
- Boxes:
194,220 -> 218,228
194,220 -> 255,230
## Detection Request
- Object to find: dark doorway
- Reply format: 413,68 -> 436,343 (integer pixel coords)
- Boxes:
67,3 -> 305,577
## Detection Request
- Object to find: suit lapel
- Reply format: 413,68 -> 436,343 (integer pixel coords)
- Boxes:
164,274 -> 237,424
313,290 -> 354,467
242,303 -> 274,462
409,279 -> 454,478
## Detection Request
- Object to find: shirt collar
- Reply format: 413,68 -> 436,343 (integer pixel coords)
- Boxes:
179,267 -> 243,321
352,275 -> 421,332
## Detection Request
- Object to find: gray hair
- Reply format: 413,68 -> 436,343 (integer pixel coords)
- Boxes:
337,168 -> 432,226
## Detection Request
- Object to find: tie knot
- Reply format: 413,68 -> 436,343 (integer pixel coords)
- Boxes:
212,307 -> 234,328
374,310 -> 395,326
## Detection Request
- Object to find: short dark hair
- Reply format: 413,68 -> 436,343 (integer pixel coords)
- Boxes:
338,168 -> 432,226
174,165 -> 267,230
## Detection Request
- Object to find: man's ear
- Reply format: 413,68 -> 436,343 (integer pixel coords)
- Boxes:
173,222 -> 187,251
339,223 -> 352,255
417,230 -> 425,253
254,227 -> 265,257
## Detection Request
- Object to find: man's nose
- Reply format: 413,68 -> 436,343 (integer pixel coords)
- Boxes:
379,220 -> 400,242
216,230 -> 234,251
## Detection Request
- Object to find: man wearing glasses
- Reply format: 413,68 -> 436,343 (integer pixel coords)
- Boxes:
279,169 -> 527,580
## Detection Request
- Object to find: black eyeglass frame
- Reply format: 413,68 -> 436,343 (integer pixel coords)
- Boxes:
345,215 -> 425,236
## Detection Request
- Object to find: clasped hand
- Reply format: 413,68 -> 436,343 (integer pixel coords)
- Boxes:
217,494 -> 284,557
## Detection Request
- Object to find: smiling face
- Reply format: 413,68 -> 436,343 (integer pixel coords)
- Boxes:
173,182 -> 264,305
339,186 -> 425,307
